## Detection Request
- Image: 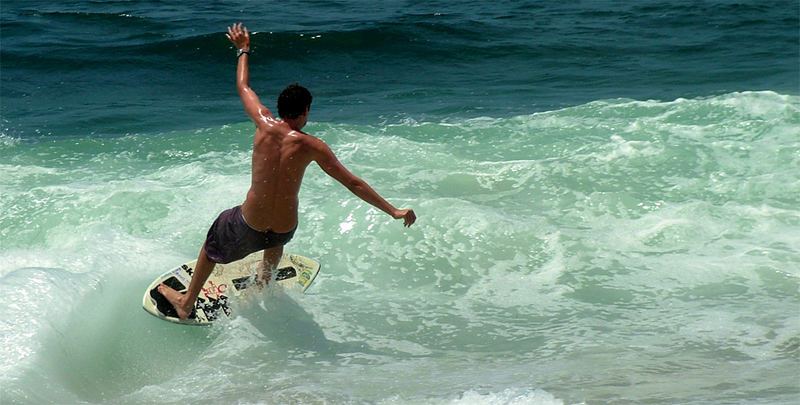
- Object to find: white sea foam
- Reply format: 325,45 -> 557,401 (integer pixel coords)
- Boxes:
1,92 -> 798,404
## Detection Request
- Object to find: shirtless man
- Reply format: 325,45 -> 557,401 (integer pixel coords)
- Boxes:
158,23 -> 416,320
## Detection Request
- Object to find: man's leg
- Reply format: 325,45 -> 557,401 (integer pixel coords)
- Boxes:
158,244 -> 216,320
258,245 -> 283,284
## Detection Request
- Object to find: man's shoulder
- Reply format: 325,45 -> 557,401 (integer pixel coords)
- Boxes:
294,130 -> 326,147
292,131 -> 334,162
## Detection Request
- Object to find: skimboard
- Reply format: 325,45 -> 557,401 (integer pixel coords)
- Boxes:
142,251 -> 320,325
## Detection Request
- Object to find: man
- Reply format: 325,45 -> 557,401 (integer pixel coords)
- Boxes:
158,23 -> 416,320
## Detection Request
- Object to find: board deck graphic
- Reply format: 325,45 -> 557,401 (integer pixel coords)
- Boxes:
142,251 -> 320,325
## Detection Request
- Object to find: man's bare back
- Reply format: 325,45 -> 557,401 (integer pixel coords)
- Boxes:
242,120 -> 310,234
156,23 -> 416,320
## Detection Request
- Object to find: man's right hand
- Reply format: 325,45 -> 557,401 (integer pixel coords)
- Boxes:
394,209 -> 417,227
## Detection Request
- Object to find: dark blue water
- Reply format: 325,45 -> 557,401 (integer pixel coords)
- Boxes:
2,1 -> 797,138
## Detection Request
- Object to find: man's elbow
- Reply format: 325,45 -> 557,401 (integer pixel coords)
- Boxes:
345,178 -> 366,193
237,84 -> 252,96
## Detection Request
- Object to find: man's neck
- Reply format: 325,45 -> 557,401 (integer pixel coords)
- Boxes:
282,116 -> 306,132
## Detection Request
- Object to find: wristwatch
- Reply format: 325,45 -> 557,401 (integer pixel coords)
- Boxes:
237,49 -> 250,57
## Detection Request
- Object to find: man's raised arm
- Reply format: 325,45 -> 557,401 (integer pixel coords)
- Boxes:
226,23 -> 274,125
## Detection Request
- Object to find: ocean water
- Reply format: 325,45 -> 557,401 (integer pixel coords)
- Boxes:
1,1 -> 799,404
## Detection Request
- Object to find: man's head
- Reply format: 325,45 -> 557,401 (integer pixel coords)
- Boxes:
278,83 -> 313,122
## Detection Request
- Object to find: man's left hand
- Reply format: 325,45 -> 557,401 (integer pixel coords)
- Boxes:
226,22 -> 250,51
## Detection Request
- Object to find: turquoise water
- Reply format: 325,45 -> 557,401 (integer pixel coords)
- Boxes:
2,92 -> 799,404
2,1 -> 800,404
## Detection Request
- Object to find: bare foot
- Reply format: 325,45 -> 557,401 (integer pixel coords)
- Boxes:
157,283 -> 194,320
255,261 -> 272,289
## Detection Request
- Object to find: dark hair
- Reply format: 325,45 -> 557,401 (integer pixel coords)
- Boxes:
277,83 -> 312,119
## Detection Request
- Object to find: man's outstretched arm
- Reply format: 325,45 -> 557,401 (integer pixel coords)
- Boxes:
311,138 -> 416,227
226,23 -> 274,125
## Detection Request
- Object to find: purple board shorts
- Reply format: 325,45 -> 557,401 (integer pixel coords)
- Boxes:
203,205 -> 296,264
